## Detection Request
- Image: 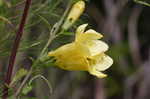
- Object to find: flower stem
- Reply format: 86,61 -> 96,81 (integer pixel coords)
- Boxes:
2,0 -> 32,99
13,0 -> 73,97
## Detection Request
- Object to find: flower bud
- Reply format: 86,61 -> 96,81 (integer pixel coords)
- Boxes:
62,1 -> 85,30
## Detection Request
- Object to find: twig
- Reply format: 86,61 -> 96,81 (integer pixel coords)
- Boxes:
14,67 -> 33,97
29,75 -> 53,95
2,0 -> 32,99
14,0 -> 73,97
40,0 -> 72,56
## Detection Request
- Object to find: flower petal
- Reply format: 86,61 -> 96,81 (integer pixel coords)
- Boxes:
48,43 -> 74,57
88,68 -> 107,78
56,55 -> 89,71
89,40 -> 109,56
75,24 -> 88,41
76,29 -> 103,44
84,29 -> 103,40
48,43 -> 90,71
48,42 -> 90,57
76,24 -> 88,34
93,54 -> 113,71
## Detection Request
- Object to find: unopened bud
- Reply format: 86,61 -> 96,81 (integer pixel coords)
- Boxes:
62,1 -> 85,30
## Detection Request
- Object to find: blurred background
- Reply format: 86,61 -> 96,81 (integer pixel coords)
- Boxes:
0,0 -> 150,99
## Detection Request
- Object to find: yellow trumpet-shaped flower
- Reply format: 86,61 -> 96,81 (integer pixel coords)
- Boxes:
48,24 -> 113,78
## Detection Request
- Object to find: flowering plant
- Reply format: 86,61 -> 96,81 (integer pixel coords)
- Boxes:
48,24 -> 113,78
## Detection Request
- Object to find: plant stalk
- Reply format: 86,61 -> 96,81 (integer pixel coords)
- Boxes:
2,0 -> 32,99
14,0 -> 73,97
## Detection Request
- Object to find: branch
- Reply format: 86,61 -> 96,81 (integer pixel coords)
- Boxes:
13,0 -> 73,97
2,0 -> 32,99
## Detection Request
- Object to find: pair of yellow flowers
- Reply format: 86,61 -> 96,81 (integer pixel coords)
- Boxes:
48,24 -> 113,78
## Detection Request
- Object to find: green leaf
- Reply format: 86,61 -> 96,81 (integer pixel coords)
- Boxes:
0,41 -> 41,57
0,0 -> 3,6
34,55 -> 56,68
134,0 -> 150,6
29,75 -> 53,94
60,31 -> 74,36
11,69 -> 28,85
22,84 -> 33,95
19,41 -> 41,51
37,14 -> 52,30
0,16 -> 12,26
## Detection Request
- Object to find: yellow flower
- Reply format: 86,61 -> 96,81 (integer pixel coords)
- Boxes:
62,1 -> 85,30
48,24 -> 113,78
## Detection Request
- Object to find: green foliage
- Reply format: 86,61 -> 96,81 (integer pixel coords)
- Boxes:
134,0 -> 150,6
11,69 -> 28,85
0,41 -> 41,57
0,0 -> 3,6
28,75 -> 53,95
2,0 -> 149,99
22,84 -> 33,95
37,15 -> 52,30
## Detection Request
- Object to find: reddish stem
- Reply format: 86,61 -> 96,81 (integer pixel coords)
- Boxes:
2,0 -> 32,99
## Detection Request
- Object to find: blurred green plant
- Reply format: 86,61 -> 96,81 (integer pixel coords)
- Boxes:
134,0 -> 150,6
0,0 -> 87,98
